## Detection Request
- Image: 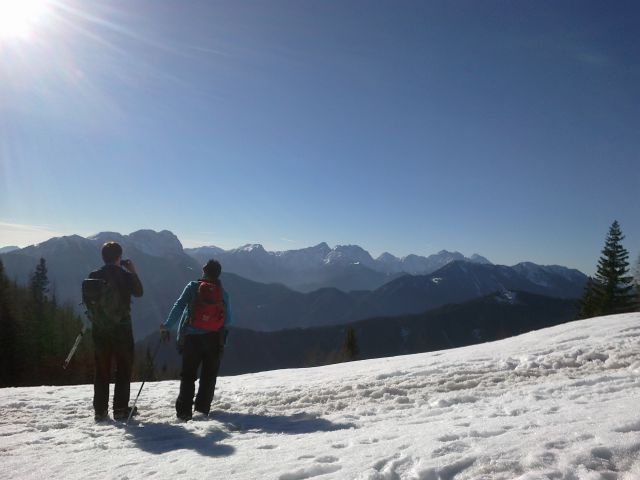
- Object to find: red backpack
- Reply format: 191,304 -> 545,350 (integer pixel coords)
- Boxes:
188,280 -> 225,331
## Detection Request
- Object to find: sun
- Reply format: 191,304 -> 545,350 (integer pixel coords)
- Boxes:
0,0 -> 51,41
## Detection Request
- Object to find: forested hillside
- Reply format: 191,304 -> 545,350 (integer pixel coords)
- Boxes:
0,259 -> 92,387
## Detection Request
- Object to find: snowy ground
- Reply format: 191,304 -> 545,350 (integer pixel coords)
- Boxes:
2,313 -> 640,480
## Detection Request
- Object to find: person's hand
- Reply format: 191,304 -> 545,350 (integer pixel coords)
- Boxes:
121,259 -> 136,273
160,324 -> 170,343
219,328 -> 228,353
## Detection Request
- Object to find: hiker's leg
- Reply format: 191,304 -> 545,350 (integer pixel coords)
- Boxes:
93,337 -> 111,415
195,332 -> 222,414
176,335 -> 200,417
113,325 -> 134,414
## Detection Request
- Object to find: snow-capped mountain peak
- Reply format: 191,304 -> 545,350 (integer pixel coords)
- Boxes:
89,230 -> 184,258
324,245 -> 375,268
236,244 -> 266,254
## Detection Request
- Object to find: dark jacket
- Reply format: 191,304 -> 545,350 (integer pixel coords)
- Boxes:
89,264 -> 143,326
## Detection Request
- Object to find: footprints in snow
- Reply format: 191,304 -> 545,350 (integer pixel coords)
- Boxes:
257,444 -> 278,450
370,453 -> 476,480
432,441 -> 471,458
433,425 -> 513,458
279,455 -> 341,480
278,464 -> 342,480
614,420 -> 640,433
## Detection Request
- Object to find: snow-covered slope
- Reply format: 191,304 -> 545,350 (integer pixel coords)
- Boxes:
2,314 -> 640,479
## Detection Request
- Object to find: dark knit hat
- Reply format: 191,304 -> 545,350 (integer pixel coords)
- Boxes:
203,259 -> 222,279
102,242 -> 123,264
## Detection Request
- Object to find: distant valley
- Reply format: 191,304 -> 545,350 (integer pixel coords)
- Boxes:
139,290 -> 579,376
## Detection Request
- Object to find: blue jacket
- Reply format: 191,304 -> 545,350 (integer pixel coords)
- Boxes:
163,280 -> 233,343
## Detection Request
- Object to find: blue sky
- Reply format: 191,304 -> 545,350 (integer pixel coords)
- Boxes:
1,0 -> 638,274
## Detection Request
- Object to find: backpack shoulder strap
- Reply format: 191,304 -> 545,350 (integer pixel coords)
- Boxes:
186,280 -> 203,314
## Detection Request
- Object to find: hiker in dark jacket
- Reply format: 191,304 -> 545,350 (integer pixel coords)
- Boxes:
89,242 -> 143,421
160,259 -> 233,421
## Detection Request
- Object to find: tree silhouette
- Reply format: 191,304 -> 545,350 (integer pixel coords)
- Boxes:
29,257 -> 49,305
340,326 -> 359,362
0,258 -> 92,387
577,221 -> 636,318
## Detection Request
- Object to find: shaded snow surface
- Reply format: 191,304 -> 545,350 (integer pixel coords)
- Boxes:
2,314 -> 640,479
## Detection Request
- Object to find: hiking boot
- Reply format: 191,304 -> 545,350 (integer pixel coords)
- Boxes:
113,406 -> 138,421
176,411 -> 192,422
94,411 -> 109,422
194,406 -> 209,416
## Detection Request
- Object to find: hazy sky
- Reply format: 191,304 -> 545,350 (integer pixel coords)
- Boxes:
1,0 -> 638,273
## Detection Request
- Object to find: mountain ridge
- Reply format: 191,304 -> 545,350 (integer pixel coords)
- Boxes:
0,229 -> 588,337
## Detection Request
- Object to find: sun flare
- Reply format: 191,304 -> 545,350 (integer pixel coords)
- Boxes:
0,0 -> 50,41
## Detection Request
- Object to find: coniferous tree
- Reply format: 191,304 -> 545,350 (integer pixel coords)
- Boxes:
340,326 -> 359,362
135,346 -> 157,382
29,257 -> 49,305
30,258 -> 54,376
0,260 -> 19,386
576,277 -> 598,320
0,258 -> 94,386
578,221 -> 636,318
146,346 -> 157,382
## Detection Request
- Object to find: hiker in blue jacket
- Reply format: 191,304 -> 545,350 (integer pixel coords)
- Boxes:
160,259 -> 232,421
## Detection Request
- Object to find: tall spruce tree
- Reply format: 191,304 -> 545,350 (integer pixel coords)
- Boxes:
578,221 -> 636,318
0,259 -> 19,386
0,258 -> 93,386
28,258 -> 54,378
576,277 -> 598,319
29,257 -> 49,305
340,326 -> 359,362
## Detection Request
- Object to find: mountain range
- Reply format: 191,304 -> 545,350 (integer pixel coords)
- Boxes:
0,229 -> 587,338
185,243 -> 492,292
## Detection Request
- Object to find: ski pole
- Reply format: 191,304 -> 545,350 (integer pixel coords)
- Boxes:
62,327 -> 86,369
127,338 -> 163,425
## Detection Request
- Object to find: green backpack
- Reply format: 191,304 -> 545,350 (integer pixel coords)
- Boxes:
82,278 -> 128,327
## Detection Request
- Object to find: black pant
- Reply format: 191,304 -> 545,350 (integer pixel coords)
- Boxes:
92,324 -> 134,415
176,332 -> 223,416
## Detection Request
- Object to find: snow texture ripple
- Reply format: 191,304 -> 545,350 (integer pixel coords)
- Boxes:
1,313 -> 640,479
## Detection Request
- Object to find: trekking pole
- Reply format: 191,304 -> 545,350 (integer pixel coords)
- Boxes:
127,338 -> 163,425
62,326 -> 86,369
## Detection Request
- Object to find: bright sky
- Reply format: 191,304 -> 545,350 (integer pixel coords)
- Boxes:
0,0 -> 638,274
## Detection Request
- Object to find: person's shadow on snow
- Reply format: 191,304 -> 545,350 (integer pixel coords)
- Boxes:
212,410 -> 356,434
120,421 -> 235,457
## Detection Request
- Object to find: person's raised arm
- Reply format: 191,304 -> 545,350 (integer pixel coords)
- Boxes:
123,260 -> 143,297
